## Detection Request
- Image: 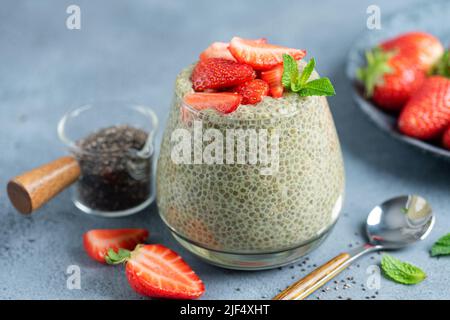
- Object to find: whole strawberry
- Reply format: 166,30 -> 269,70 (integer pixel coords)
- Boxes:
357,32 -> 444,111
191,58 -> 255,91
398,76 -> 450,140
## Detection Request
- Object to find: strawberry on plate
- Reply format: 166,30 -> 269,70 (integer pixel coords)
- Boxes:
191,58 -> 256,91
398,76 -> 450,140
234,79 -> 269,104
229,37 -> 306,71
380,32 -> 444,72
83,229 -> 149,263
442,126 -> 450,150
357,48 -> 426,111
183,92 -> 242,114
106,244 -> 205,300
260,65 -> 284,98
199,39 -> 267,61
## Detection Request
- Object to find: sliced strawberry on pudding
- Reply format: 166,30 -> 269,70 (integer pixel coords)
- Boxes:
106,244 -> 205,300
234,79 -> 269,105
191,58 -> 256,91
260,65 -> 284,98
184,92 -> 242,114
229,37 -> 306,70
83,228 -> 149,264
199,39 -> 267,61
199,42 -> 236,61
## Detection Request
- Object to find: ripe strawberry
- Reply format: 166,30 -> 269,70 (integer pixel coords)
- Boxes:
398,76 -> 450,140
260,65 -> 284,98
234,79 -> 269,104
442,126 -> 450,150
106,244 -> 205,300
380,32 -> 444,72
191,58 -> 256,91
199,39 -> 267,61
229,37 -> 306,71
83,229 -> 149,264
357,48 -> 426,111
183,92 -> 242,114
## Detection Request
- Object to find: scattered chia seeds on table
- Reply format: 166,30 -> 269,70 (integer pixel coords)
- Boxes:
75,125 -> 152,212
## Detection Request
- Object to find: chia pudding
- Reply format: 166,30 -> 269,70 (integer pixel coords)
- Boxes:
157,39 -> 344,269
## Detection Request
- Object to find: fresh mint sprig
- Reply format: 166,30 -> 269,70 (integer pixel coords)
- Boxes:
281,54 -> 335,97
430,233 -> 450,257
381,254 -> 426,285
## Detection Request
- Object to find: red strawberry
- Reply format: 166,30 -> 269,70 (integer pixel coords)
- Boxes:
229,37 -> 306,71
357,48 -> 426,111
183,92 -> 242,114
191,58 -> 256,91
381,32 -> 444,72
199,42 -> 236,61
260,65 -> 284,98
83,229 -> 149,263
234,79 -> 269,104
398,76 -> 450,140
442,126 -> 450,150
199,39 -> 267,61
106,244 -> 205,300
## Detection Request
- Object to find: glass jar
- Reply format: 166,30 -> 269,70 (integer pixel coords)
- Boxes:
58,101 -> 158,217
157,64 -> 345,270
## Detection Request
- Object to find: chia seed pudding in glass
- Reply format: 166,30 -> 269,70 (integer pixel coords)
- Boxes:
156,58 -> 345,269
58,102 -> 158,217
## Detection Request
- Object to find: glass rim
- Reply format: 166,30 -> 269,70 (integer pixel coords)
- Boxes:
57,101 -> 159,156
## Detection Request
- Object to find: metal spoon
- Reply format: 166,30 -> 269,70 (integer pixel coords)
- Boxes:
273,195 -> 434,300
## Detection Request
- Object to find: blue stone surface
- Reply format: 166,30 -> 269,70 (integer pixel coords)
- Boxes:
0,0 -> 448,300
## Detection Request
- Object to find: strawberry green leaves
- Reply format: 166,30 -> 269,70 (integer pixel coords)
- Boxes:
105,248 -> 132,265
381,254 -> 426,285
430,233 -> 450,257
282,54 -> 335,97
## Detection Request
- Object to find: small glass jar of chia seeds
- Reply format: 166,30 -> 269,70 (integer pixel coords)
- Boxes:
58,101 -> 158,217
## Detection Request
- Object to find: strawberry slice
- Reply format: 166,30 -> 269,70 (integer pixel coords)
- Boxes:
442,126 -> 450,150
234,79 -> 269,104
106,244 -> 205,300
191,58 -> 256,91
229,37 -> 306,70
184,92 -> 242,114
199,39 -> 267,61
260,65 -> 284,98
83,229 -> 149,264
199,42 -> 236,61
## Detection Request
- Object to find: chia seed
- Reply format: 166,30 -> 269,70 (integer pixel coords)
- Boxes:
75,125 -> 152,212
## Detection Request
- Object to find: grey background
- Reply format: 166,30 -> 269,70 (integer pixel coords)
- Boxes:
0,0 -> 449,300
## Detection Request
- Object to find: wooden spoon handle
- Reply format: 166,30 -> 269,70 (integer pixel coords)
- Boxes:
7,156 -> 81,214
273,252 -> 351,300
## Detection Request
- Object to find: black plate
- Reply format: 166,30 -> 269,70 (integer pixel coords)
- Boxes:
346,0 -> 450,159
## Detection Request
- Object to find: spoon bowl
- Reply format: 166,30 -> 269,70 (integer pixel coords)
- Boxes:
366,195 -> 434,249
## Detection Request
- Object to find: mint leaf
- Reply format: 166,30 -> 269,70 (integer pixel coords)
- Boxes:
298,78 -> 335,97
431,233 -> 450,257
299,58 -> 315,86
281,54 -> 335,97
381,254 -> 426,285
281,54 -> 299,89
